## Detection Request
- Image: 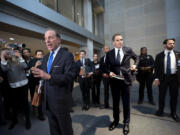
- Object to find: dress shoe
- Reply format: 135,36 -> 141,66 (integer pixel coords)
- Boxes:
25,120 -> 31,130
171,114 -> 180,122
38,115 -> 45,121
8,120 -> 18,130
123,123 -> 129,135
149,101 -> 156,105
108,121 -> 118,131
155,110 -> 164,117
138,100 -> 143,104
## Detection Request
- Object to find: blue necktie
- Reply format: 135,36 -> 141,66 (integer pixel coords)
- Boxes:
116,50 -> 120,65
166,52 -> 171,75
47,51 -> 54,73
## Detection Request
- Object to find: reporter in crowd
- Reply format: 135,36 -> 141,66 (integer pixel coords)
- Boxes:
1,48 -> 31,130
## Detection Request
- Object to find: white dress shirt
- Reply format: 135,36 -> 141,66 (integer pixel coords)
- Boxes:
164,49 -> 177,74
52,46 -> 61,61
115,47 -> 124,63
115,47 -> 124,75
80,58 -> 85,66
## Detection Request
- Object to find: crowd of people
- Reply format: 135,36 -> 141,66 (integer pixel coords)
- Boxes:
0,29 -> 179,135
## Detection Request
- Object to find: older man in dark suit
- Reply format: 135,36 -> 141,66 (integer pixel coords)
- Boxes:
104,34 -> 138,135
154,38 -> 180,122
31,29 -> 74,135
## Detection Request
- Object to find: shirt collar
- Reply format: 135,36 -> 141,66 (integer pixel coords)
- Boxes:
51,45 -> 61,55
164,49 -> 173,55
115,47 -> 122,52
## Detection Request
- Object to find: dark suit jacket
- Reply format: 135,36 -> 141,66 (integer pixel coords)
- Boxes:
76,58 -> 95,76
41,48 -> 74,113
154,50 -> 180,84
104,46 -> 139,85
100,56 -> 106,74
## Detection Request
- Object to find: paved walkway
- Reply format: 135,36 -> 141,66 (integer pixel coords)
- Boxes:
0,82 -> 179,135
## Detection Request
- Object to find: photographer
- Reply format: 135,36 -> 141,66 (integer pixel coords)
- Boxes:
1,48 -> 31,130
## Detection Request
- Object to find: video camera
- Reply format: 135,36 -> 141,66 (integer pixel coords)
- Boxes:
8,43 -> 26,49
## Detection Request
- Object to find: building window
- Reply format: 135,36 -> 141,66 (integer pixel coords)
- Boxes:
39,0 -> 84,27
74,0 -> 84,27
58,0 -> 75,21
40,0 -> 58,11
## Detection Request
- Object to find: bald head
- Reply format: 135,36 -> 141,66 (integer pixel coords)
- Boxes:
104,45 -> 110,53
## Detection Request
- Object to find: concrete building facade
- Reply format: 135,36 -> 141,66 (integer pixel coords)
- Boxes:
104,0 -> 180,57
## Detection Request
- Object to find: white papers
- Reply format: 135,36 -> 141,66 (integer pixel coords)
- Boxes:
112,75 -> 125,80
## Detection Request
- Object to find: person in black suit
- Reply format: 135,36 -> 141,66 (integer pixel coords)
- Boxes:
76,50 -> 94,110
104,34 -> 138,134
154,38 -> 180,122
100,45 -> 110,109
31,29 -> 74,135
136,47 -> 155,105
92,53 -> 101,107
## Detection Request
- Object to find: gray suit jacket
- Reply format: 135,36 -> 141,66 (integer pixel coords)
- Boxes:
41,48 -> 74,113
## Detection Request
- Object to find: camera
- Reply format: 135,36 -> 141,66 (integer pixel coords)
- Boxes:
8,43 -> 26,49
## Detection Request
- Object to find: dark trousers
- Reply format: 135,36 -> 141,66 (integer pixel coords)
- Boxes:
0,92 -> 5,122
138,72 -> 154,102
11,84 -> 30,122
158,74 -> 179,114
28,81 -> 44,116
102,77 -> 110,106
78,77 -> 90,106
110,78 -> 130,124
92,77 -> 101,104
1,83 -> 11,119
47,105 -> 73,135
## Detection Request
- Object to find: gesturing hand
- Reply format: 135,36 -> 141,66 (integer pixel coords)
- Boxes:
31,67 -> 51,80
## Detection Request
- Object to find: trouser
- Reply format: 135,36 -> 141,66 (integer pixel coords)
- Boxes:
92,77 -> 101,104
102,77 -> 110,106
158,74 -> 179,114
110,78 -> 130,124
78,77 -> 91,106
138,72 -> 154,102
11,85 -> 30,122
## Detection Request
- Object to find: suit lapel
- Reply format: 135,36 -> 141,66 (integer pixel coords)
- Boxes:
121,47 -> 127,65
161,51 -> 165,73
111,49 -> 116,63
50,48 -> 63,73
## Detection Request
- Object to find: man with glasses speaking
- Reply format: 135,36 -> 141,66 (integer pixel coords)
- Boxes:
31,29 -> 74,135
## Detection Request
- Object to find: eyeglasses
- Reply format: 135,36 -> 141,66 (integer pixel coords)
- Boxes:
44,36 -> 56,42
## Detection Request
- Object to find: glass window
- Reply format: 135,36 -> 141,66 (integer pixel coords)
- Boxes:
58,0 -> 75,21
40,0 -> 57,11
75,0 -> 84,27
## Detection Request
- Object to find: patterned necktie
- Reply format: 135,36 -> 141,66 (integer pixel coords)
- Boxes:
166,52 -> 171,75
47,51 -> 54,73
116,49 -> 120,64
